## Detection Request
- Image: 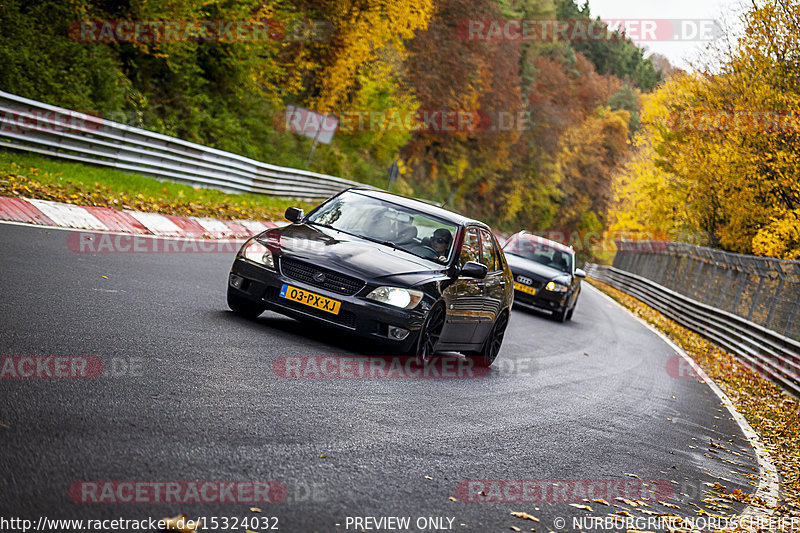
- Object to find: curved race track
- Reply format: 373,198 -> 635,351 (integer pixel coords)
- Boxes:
0,223 -> 761,532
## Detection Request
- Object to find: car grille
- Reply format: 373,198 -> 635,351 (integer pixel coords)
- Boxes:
279,257 -> 365,296
264,287 -> 357,329
516,275 -> 545,289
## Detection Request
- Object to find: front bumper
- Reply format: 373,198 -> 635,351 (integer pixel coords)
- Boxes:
229,257 -> 426,352
512,284 -> 569,314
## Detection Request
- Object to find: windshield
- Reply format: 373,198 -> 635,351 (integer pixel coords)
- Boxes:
504,234 -> 573,274
307,191 -> 458,264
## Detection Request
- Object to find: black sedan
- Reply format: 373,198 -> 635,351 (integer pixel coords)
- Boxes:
502,231 -> 585,322
227,188 -> 514,366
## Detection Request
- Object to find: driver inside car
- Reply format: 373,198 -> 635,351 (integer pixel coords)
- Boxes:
411,227 -> 452,262
430,228 -> 452,261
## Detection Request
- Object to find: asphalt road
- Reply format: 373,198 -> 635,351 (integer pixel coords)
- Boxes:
0,223 -> 760,532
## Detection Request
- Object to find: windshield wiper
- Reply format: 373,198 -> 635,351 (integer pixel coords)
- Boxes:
307,221 -> 337,230
356,234 -> 399,249
308,223 -> 396,248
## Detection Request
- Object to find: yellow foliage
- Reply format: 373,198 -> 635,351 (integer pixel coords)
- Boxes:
607,0 -> 800,259
309,0 -> 435,112
752,210 -> 800,260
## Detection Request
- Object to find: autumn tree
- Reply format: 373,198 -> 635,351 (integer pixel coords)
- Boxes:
607,0 -> 800,259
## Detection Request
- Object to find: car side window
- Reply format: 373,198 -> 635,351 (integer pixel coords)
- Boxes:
460,228 -> 480,267
478,229 -> 499,272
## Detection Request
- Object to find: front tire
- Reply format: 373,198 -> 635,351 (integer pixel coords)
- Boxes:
413,303 -> 445,364
469,311 -> 509,367
227,287 -> 266,319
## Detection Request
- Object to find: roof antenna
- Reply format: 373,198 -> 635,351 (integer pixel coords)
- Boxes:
441,189 -> 455,209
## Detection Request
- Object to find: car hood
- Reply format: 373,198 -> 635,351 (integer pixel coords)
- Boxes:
263,223 -> 447,285
504,253 -> 572,284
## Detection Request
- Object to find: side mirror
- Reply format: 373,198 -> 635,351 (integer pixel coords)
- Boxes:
575,268 -> 586,279
285,207 -> 304,223
460,261 -> 488,280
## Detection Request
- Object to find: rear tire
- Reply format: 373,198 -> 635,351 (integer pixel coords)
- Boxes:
227,287 -> 266,319
469,311 -> 509,367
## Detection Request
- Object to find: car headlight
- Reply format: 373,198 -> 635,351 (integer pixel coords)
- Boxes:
545,281 -> 568,293
365,287 -> 424,309
240,239 -> 275,269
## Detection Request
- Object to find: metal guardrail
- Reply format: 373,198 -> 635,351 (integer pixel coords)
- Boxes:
0,91 -> 369,200
586,263 -> 800,398
613,240 -> 800,341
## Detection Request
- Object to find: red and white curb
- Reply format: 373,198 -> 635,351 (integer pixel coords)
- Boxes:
0,196 -> 279,239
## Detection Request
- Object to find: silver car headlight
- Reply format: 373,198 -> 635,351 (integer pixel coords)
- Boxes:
545,281 -> 568,293
240,239 -> 275,269
365,287 -> 424,309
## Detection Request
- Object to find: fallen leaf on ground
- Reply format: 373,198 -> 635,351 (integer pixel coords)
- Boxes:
449,497 -> 457,502
569,504 -> 593,511
593,498 -> 610,506
510,511 -> 539,522
424,475 -> 433,480
250,507 -> 261,513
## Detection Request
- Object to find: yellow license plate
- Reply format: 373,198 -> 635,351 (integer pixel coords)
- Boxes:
280,284 -> 341,315
514,282 -> 537,296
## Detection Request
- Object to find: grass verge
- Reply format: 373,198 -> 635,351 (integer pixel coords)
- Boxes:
0,150 -> 316,221
587,278 -> 800,518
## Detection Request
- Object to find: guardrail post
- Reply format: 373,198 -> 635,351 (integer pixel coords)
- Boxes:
702,249 -> 718,302
669,250 -> 682,290
732,257 -> 749,315
785,264 -> 800,337
716,263 -> 733,310
747,264 -> 767,322
688,247 -> 705,298
766,263 -> 785,330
